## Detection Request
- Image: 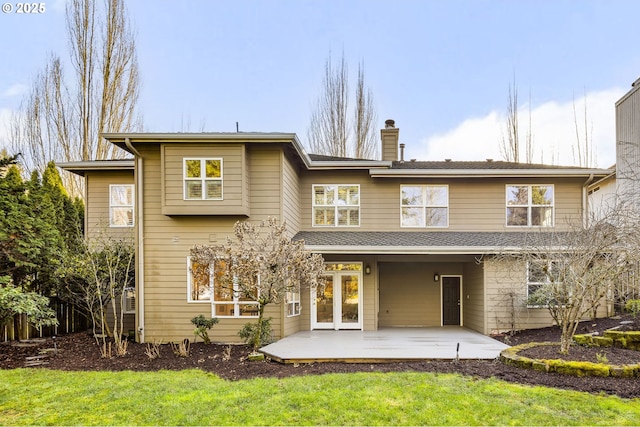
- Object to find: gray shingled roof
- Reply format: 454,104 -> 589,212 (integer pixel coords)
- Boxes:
293,231 -> 567,253
308,153 -> 373,162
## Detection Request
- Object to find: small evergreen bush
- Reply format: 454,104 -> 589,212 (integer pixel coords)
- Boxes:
191,315 -> 219,345
238,317 -> 273,349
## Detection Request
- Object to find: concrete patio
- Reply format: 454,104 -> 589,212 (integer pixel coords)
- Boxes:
260,327 -> 510,363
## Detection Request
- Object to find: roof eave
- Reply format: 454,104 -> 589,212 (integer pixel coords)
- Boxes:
303,245 -> 525,255
57,160 -> 135,176
368,168 -> 613,178
102,131 -> 315,167
307,160 -> 392,170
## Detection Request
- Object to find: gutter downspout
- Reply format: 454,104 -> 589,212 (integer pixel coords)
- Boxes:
582,173 -> 595,227
125,138 -> 145,343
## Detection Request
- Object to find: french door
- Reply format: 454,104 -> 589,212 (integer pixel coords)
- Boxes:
312,264 -> 362,330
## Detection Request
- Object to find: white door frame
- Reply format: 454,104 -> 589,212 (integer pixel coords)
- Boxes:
311,267 -> 363,330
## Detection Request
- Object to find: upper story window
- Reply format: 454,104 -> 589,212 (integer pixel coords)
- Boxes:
184,158 -> 223,200
401,185 -> 448,227
506,185 -> 554,227
109,184 -> 134,227
187,257 -> 258,318
313,185 -> 360,227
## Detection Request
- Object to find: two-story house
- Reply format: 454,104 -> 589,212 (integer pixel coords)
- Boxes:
61,120 -> 613,344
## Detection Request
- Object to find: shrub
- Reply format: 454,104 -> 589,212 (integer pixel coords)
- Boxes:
625,299 -> 640,318
191,315 -> 219,345
238,317 -> 273,349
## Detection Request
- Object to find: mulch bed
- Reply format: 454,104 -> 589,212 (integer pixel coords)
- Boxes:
2,315 -> 639,399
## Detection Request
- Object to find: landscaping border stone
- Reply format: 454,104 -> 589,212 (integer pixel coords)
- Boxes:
499,342 -> 640,378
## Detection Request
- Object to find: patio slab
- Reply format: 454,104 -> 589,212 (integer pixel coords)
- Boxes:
260,327 -> 510,363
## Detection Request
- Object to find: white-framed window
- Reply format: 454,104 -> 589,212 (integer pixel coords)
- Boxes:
187,257 -> 258,318
401,185 -> 449,227
506,185 -> 554,227
286,286 -> 301,317
526,259 -> 563,306
109,184 -> 134,227
313,184 -> 360,227
123,287 -> 136,314
184,158 -> 223,200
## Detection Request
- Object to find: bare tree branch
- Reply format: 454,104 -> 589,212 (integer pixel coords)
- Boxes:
307,52 -> 378,159
9,0 -> 141,196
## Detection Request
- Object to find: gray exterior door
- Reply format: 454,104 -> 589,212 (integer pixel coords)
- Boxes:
442,276 -> 461,325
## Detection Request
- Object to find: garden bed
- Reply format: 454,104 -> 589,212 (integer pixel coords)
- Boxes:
1,314 -> 640,399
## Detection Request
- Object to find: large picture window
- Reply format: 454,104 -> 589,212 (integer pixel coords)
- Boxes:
187,257 -> 258,318
109,184 -> 134,227
506,185 -> 554,227
313,185 -> 360,227
401,185 -> 448,227
184,158 -> 223,200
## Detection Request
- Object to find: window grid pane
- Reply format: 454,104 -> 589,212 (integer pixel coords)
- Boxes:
401,185 -> 448,227
109,185 -> 134,227
184,159 -> 223,200
507,185 -> 553,227
312,185 -> 359,227
188,258 -> 257,317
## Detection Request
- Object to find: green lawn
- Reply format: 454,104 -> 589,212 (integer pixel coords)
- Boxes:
1,369 -> 638,426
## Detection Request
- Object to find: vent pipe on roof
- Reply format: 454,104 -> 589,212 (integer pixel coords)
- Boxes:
399,143 -> 405,162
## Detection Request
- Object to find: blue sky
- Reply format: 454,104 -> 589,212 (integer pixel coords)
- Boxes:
1,0 -> 640,167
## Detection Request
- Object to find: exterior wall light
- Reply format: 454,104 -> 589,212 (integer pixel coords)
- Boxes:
365,265 -> 371,275
434,273 -> 439,282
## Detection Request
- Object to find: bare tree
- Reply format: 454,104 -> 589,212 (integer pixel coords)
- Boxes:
307,52 -> 378,159
353,62 -> 378,159
191,218 -> 325,353
500,76 -> 533,163
572,89 -> 595,167
494,212 -> 638,355
61,227 -> 135,357
10,0 -> 140,196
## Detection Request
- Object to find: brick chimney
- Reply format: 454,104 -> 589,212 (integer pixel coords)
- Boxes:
380,119 -> 399,161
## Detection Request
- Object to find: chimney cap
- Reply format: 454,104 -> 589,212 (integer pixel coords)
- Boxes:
384,119 -> 396,129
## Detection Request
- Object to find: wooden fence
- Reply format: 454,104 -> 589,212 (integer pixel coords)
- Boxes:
1,299 -> 89,341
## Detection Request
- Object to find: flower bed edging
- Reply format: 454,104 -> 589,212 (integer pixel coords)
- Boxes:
574,329 -> 640,351
499,342 -> 640,378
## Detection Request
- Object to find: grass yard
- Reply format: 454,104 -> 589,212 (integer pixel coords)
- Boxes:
1,369 -> 639,426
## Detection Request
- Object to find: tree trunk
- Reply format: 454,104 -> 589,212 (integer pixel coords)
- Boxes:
254,303 -> 265,352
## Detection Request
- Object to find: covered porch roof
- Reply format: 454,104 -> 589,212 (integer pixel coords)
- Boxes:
293,231 -> 568,254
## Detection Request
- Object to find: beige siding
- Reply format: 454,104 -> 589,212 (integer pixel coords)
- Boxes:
483,257 -> 609,334
162,144 -> 249,216
139,144 -> 289,343
85,171 -> 135,241
281,153 -> 301,235
300,173 -> 586,232
378,262 -> 444,327
484,257 -> 551,333
462,261 -> 484,333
